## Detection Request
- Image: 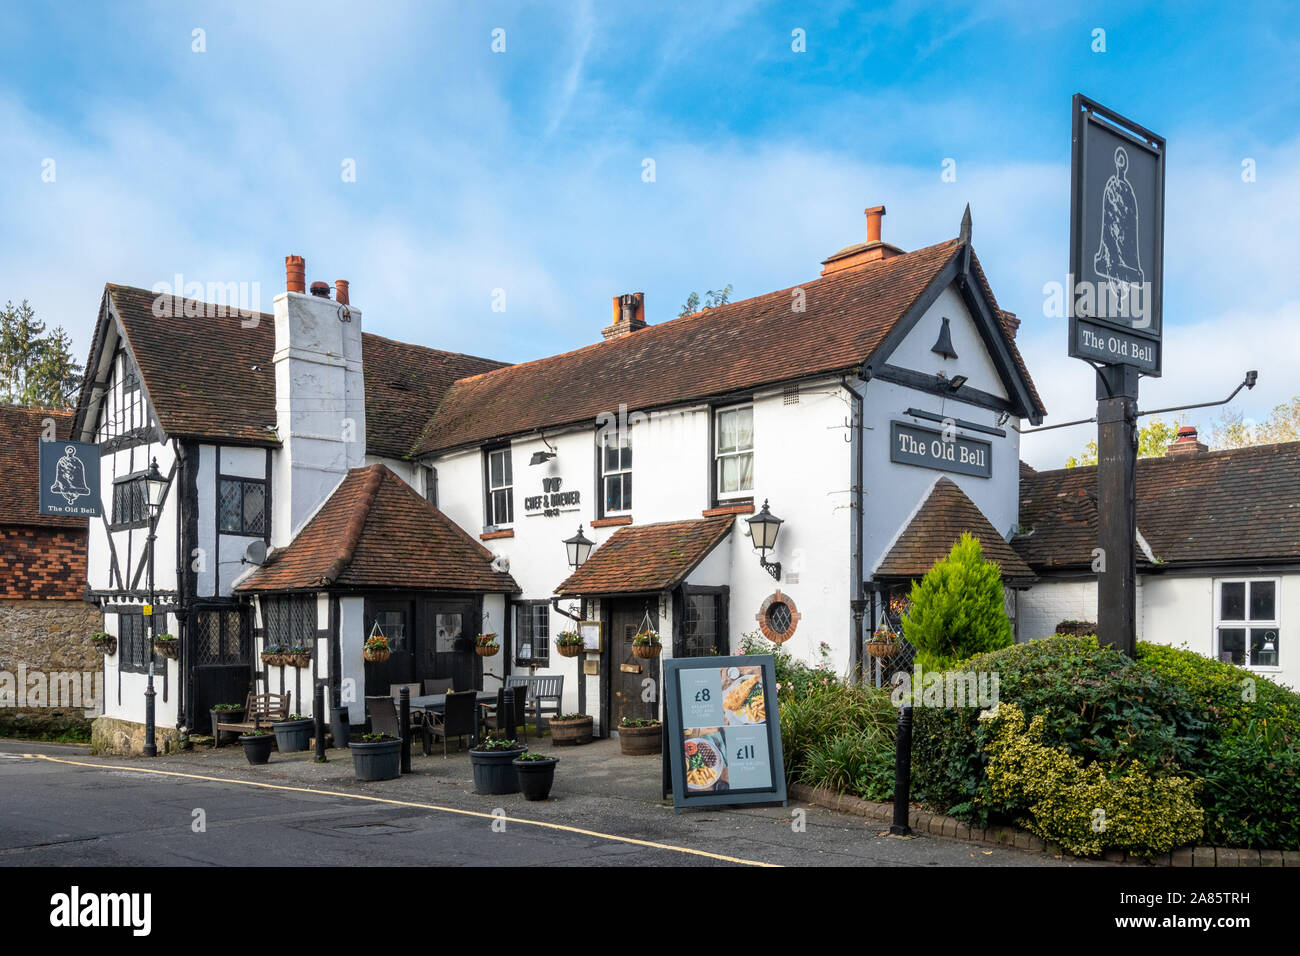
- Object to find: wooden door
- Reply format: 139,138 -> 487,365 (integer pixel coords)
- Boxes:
364,599 -> 415,694
610,598 -> 658,727
422,599 -> 481,692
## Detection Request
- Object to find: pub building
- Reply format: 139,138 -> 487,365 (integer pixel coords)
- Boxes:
73,204 -> 1050,752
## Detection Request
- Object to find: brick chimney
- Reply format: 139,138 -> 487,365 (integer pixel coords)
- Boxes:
271,255 -> 367,546
821,205 -> 905,276
1166,426 -> 1208,457
602,292 -> 647,340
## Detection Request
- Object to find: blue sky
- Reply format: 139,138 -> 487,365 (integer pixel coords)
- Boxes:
2,1 -> 1297,467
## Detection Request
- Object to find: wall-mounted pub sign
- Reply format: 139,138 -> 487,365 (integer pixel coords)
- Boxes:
890,421 -> 992,479
523,475 -> 581,517
38,439 -> 101,517
1069,94 -> 1165,376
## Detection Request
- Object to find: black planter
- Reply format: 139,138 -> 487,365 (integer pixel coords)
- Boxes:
210,708 -> 245,740
350,738 -> 402,781
469,747 -> 526,794
273,718 -> 314,753
512,757 -> 558,801
239,734 -> 274,765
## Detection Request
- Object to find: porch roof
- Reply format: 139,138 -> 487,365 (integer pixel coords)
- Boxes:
874,477 -> 1034,582
554,516 -> 734,596
235,463 -> 519,593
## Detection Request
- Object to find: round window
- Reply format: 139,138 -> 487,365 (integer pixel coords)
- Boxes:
756,590 -> 800,643
767,601 -> 792,633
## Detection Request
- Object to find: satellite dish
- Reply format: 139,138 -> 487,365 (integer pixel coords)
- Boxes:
491,554 -> 510,573
243,540 -> 268,565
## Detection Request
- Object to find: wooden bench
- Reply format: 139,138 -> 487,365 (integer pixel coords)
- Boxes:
213,692 -> 292,747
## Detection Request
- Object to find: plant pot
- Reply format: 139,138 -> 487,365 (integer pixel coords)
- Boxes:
631,643 -> 661,659
289,653 -> 312,668
513,757 -> 558,801
556,643 -> 582,658
549,715 -> 593,746
261,651 -> 283,667
363,648 -> 391,663
350,738 -> 402,781
240,734 -> 274,765
210,708 -> 245,738
273,718 -> 314,753
866,641 -> 898,659
475,645 -> 500,657
330,711 -> 351,749
154,640 -> 179,660
618,722 -> 662,755
93,637 -> 117,655
469,747 -> 526,794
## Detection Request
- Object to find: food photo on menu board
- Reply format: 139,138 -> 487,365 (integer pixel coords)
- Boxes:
677,664 -> 774,794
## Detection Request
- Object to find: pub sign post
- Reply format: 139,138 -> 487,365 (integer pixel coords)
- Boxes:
1069,95 -> 1166,658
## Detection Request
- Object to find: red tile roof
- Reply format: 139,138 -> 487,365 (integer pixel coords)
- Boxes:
555,516 -> 734,596
0,405 -> 86,529
415,239 -> 1045,454
235,463 -> 519,593
875,477 -> 1033,581
1015,442 -> 1300,570
88,285 -> 507,454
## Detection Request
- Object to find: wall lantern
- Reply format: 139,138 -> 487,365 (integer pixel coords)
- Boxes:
145,457 -> 168,514
746,499 -> 784,581
564,525 -> 594,569
529,450 -> 556,465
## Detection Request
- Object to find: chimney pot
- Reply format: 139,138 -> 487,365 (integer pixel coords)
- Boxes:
865,205 -> 886,244
309,281 -> 330,298
602,292 -> 647,340
1166,425 -> 1209,457
334,280 -> 350,305
285,255 -> 306,293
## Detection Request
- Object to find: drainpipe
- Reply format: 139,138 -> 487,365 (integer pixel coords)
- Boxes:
843,374 -> 868,683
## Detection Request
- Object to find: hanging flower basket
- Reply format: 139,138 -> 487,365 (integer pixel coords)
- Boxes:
363,623 -> 390,663
555,631 -> 583,657
363,647 -> 391,663
866,641 -> 898,659
154,635 -> 179,660
91,632 -> 117,655
261,646 -> 286,667
631,626 -> 661,658
632,643 -> 662,659
556,642 -> 582,658
289,650 -> 312,668
475,633 -> 500,657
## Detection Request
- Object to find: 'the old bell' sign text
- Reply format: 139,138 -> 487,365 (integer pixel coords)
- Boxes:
890,421 -> 992,479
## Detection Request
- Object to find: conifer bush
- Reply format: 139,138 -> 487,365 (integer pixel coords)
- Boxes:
902,532 -> 1014,670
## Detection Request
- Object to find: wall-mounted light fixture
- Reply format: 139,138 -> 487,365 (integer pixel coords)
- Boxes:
530,434 -> 558,465
564,525 -> 594,569
746,499 -> 784,581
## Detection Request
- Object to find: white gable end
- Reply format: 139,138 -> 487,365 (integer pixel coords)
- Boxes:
884,283 -> 1009,400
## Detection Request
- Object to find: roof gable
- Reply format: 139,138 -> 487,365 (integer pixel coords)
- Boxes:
555,516 -> 735,596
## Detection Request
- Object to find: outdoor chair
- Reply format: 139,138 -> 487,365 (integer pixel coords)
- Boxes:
213,691 -> 291,747
430,690 -> 479,757
366,696 -> 403,739
423,678 -> 455,695
483,686 -> 528,743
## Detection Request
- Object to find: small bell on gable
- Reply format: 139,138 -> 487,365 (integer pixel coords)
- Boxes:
931,317 -> 958,360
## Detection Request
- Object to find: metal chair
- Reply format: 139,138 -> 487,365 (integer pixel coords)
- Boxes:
366,696 -> 402,738
430,690 -> 479,757
423,678 -> 455,695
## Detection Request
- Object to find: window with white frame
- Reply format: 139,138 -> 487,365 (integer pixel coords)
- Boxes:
485,447 -> 513,526
714,405 -> 754,498
1216,578 -> 1280,668
601,427 -> 632,514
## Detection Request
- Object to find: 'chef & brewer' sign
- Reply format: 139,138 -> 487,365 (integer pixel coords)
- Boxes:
523,476 -> 581,517
890,421 -> 992,479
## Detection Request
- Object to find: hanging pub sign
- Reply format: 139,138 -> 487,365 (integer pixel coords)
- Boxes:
38,439 -> 102,517
1069,94 -> 1165,376
523,475 -> 581,517
663,655 -> 787,812
890,421 -> 992,479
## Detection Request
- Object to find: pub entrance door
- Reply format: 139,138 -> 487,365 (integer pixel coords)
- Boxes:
608,597 -> 659,729
421,598 -> 482,692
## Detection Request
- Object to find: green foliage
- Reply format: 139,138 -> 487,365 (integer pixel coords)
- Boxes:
982,704 -> 1204,857
801,728 -> 895,802
778,678 -> 897,802
901,533 -> 1014,670
1065,415 -> 1185,467
1207,398 -> 1300,449
679,284 -> 733,316
739,631 -> 835,698
0,300 -> 82,408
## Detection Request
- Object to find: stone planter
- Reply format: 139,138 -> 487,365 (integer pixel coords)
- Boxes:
513,757 -> 558,801
549,715 -> 593,746
240,734 -> 274,765
350,738 -> 402,781
469,747 -> 526,794
273,718 -> 314,753
618,722 -> 662,755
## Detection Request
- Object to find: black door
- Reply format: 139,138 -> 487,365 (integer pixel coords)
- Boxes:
609,597 -> 659,727
190,605 -> 252,732
421,598 -> 482,692
363,599 -> 416,696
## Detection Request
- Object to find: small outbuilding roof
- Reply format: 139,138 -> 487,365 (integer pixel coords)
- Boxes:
555,516 -> 734,596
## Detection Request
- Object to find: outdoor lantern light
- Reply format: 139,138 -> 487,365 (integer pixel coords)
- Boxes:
564,525 -> 594,569
145,457 -> 167,513
746,499 -> 784,581
529,450 -> 556,465
946,374 -> 969,392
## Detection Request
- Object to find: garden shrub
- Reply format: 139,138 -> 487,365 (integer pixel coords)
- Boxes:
902,533 -> 1014,670
982,704 -> 1204,857
778,677 -> 897,800
800,728 -> 895,802
739,631 -> 835,699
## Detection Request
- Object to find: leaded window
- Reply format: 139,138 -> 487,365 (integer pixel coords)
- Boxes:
514,602 -> 550,665
194,607 -> 249,665
219,478 -> 267,535
111,475 -> 148,527
117,613 -> 151,674
262,595 -> 317,653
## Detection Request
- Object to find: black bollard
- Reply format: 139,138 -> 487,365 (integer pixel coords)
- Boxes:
399,686 -> 412,774
890,705 -> 913,836
314,681 -> 327,762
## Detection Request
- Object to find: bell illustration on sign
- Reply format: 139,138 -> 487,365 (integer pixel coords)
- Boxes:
50,444 -> 92,505
1093,146 -> 1144,299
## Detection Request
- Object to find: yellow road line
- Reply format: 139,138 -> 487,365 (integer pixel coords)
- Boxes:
23,753 -> 779,867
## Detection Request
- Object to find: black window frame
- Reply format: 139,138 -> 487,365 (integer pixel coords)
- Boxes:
261,594 -> 318,652
117,612 -> 152,674
513,600 -> 550,667
109,472 -> 150,530
218,476 -> 268,537
483,445 -> 514,528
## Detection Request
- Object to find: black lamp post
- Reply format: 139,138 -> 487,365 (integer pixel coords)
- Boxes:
746,499 -> 784,581
142,457 -> 167,758
564,525 -> 594,569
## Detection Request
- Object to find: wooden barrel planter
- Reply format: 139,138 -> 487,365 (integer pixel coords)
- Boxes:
631,643 -> 661,659
549,715 -> 593,746
618,722 -> 662,756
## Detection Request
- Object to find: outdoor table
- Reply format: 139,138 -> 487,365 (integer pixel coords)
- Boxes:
399,691 -> 497,750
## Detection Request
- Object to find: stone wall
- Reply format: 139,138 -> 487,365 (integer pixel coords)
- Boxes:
0,597 -> 104,738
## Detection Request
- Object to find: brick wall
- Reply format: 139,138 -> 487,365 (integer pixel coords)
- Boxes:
0,526 -> 87,600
